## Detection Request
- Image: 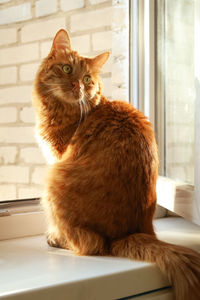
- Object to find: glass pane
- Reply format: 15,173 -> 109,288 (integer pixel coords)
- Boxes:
156,0 -> 195,184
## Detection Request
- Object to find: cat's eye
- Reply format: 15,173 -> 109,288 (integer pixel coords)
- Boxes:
83,75 -> 91,84
62,64 -> 72,74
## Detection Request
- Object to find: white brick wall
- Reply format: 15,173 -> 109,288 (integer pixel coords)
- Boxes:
18,186 -> 43,199
0,166 -> 29,183
112,86 -> 128,101
0,184 -> 16,201
92,31 -> 112,51
20,63 -> 39,82
0,67 -> 17,85
71,8 -> 111,32
112,29 -> 129,56
0,28 -> 17,46
71,35 -> 90,54
101,77 -> 112,97
0,127 -> 35,143
90,0 -> 109,4
20,107 -> 35,123
35,0 -> 58,17
0,43 -> 39,66
0,3 -> 32,25
0,147 -> 17,164
32,166 -> 46,185
20,147 -> 45,164
60,0 -> 84,11
0,85 -> 32,104
0,0 -> 129,201
0,107 -> 17,123
40,41 -> 52,58
21,18 -> 66,43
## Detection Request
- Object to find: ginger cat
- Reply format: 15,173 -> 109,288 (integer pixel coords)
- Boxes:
33,29 -> 200,300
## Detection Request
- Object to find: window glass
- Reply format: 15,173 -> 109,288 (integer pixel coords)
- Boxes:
156,0 -> 195,184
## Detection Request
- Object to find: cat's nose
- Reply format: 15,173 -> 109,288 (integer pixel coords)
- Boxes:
72,81 -> 80,89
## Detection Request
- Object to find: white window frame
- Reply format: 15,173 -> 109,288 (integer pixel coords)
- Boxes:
0,199 -> 46,240
131,0 -> 200,225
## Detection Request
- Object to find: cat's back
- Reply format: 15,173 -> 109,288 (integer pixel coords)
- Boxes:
58,99 -> 158,239
76,98 -> 156,152
65,98 -> 158,176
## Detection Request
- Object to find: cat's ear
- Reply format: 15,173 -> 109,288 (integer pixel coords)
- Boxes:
51,29 -> 71,53
90,52 -> 110,69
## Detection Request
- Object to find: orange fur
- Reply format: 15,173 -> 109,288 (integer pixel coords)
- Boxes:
32,29 -> 200,299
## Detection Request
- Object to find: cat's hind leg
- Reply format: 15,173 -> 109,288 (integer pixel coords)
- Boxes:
65,226 -> 108,256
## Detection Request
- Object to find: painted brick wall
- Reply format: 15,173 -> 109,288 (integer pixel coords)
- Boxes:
0,0 -> 129,201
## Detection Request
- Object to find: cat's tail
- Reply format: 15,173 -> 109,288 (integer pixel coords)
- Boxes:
111,233 -> 200,300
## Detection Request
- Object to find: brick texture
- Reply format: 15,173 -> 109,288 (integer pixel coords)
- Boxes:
0,166 -> 29,183
0,3 -> 31,25
0,146 -> 17,164
0,66 -> 17,85
92,31 -> 112,51
18,186 -> 43,199
71,35 -> 90,54
20,63 -> 39,82
0,28 -> 17,46
20,147 -> 45,164
20,107 -> 35,123
60,0 -> 84,11
0,107 -> 17,123
0,184 -> 16,201
31,166 -> 46,185
0,85 -> 32,104
90,0 -> 109,4
40,40 -> 52,58
0,43 -> 39,66
71,8 -> 111,32
0,0 -> 129,201
0,127 -> 35,143
21,18 -> 66,43
35,0 -> 57,17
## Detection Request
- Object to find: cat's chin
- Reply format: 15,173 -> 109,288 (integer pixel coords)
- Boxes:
63,95 -> 84,104
72,89 -> 84,101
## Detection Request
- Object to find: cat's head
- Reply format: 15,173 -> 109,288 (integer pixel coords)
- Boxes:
37,29 -> 109,105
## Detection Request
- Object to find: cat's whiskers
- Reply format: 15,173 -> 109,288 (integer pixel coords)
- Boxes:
82,98 -> 89,118
40,83 -> 67,87
43,87 -> 60,95
78,99 -> 83,127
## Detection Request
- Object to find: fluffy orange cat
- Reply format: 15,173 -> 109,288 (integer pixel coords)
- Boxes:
33,29 -> 200,300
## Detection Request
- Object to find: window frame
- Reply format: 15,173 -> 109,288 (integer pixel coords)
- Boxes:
132,0 -> 200,225
0,199 -> 45,240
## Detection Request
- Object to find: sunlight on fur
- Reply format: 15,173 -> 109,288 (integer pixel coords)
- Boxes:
35,132 -> 56,165
32,29 -> 200,300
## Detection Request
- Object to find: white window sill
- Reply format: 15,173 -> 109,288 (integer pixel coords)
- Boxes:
0,217 -> 200,300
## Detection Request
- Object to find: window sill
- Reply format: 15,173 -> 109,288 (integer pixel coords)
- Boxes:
0,217 -> 200,300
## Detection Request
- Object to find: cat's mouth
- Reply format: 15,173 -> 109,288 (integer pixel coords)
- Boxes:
72,90 -> 84,100
72,88 -> 84,101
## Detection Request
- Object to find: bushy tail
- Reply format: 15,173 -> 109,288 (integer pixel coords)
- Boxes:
111,233 -> 200,300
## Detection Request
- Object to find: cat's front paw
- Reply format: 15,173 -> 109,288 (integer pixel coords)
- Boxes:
46,233 -> 61,248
